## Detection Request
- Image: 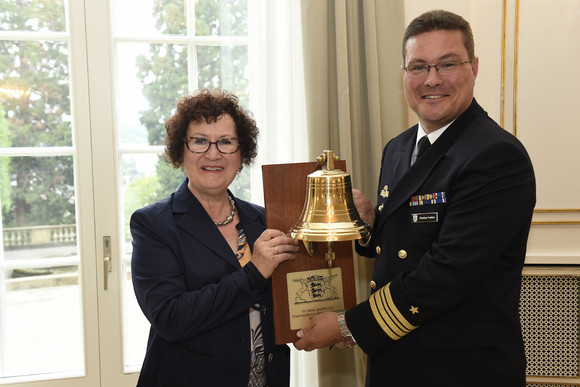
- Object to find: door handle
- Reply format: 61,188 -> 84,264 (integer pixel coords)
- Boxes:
103,236 -> 112,290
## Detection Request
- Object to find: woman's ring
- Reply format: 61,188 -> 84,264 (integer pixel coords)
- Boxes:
274,246 -> 279,255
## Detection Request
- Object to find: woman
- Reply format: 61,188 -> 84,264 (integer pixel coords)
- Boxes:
131,89 -> 299,387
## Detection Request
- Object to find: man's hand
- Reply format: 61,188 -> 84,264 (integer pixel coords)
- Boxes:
352,189 -> 375,226
293,312 -> 342,351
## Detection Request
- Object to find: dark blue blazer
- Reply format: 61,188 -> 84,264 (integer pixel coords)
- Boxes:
131,180 -> 290,387
349,100 -> 535,387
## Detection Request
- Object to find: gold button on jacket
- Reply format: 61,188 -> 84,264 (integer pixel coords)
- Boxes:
398,250 -> 407,259
375,246 -> 382,255
370,280 -> 377,289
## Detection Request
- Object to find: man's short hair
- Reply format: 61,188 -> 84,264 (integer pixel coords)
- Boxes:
402,10 -> 475,63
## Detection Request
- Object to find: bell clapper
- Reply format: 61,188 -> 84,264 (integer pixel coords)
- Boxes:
325,242 -> 336,267
303,240 -> 316,256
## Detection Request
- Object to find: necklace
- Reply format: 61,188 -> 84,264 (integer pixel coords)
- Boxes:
214,194 -> 236,227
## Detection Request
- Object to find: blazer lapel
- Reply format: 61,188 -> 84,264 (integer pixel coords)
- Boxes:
235,199 -> 266,251
172,180 -> 241,270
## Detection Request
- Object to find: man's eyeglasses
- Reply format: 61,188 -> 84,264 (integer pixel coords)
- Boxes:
403,60 -> 473,79
184,137 -> 241,154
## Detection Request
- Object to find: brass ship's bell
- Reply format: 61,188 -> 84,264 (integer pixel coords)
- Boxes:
290,150 -> 371,267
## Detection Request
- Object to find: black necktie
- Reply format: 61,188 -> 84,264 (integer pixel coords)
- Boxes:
416,135 -> 431,159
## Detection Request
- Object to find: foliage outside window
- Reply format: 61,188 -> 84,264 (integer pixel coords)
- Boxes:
0,0 -> 74,229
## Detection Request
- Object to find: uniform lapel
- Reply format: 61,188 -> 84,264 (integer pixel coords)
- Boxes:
392,131 -> 416,184
379,153 -> 444,225
377,99 -> 484,229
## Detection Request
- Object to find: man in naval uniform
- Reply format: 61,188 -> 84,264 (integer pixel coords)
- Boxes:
294,9 -> 535,387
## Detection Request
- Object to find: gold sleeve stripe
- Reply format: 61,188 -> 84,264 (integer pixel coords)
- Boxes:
382,284 -> 417,331
369,283 -> 418,340
377,288 -> 409,337
370,291 -> 406,340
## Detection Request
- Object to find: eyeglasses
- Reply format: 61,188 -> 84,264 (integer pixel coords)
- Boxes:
403,60 -> 473,79
184,137 -> 241,154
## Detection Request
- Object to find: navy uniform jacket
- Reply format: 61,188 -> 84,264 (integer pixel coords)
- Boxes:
131,180 -> 290,387
349,100 -> 535,387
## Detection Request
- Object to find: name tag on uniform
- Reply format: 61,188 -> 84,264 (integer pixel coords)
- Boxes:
411,212 -> 438,223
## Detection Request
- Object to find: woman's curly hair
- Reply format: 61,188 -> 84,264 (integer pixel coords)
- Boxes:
165,89 -> 259,169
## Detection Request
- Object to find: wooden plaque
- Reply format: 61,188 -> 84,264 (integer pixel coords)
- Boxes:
262,161 -> 357,344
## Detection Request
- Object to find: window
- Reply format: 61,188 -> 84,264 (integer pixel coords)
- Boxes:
0,0 -> 85,381
0,0 -> 307,384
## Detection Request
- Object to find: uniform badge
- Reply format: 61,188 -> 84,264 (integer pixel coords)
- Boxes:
410,191 -> 446,206
380,185 -> 389,198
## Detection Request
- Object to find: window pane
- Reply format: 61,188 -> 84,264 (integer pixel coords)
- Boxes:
117,42 -> 188,147
2,156 -> 76,238
194,0 -> 248,37
0,40 -> 72,147
0,0 -> 67,32
2,267 -> 83,378
1,155 -> 82,380
197,45 -> 248,97
112,0 -> 186,36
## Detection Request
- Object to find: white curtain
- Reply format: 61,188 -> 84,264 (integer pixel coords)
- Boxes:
247,1 -> 320,386
248,0 -> 310,206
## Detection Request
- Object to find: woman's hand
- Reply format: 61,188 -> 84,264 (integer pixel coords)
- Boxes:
252,229 -> 299,278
